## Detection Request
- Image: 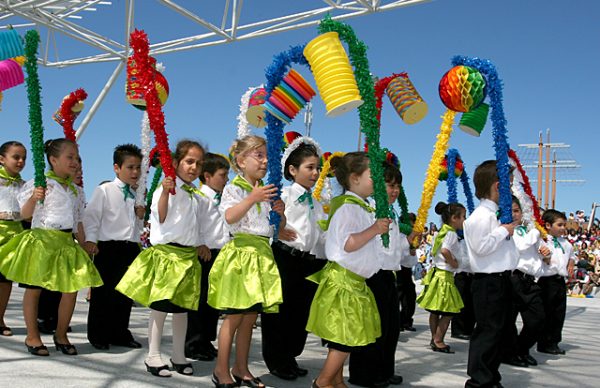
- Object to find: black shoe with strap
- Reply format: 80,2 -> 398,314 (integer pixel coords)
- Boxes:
53,336 -> 78,355
25,340 -> 49,356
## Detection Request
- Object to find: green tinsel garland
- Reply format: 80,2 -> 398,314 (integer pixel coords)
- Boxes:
145,166 -> 163,221
318,16 -> 389,247
23,30 -> 46,188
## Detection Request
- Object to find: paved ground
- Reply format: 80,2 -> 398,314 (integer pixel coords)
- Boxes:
0,285 -> 598,387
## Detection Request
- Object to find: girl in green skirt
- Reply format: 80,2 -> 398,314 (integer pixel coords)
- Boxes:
417,202 -> 466,354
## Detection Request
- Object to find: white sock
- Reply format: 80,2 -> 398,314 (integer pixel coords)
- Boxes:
145,309 -> 170,375
171,313 -> 192,374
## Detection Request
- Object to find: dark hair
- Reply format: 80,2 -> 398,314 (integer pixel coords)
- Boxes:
284,143 -> 319,181
435,201 -> 466,224
542,209 -> 567,226
383,162 -> 402,185
173,140 -> 205,163
473,160 -> 498,199
0,141 -> 26,157
511,195 -> 521,209
44,138 -> 77,165
200,153 -> 230,183
330,151 -> 369,190
408,212 -> 417,223
113,144 -> 142,166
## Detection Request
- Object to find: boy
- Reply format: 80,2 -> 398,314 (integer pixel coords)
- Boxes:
83,144 -> 144,350
463,160 -> 518,388
185,152 -> 230,361
537,209 -> 575,355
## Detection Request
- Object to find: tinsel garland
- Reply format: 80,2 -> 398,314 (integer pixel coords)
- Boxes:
59,88 -> 87,141
508,149 -> 547,237
446,149 -> 459,204
397,186 -> 412,235
314,151 -> 345,201
136,112 -> 151,206
145,165 -> 163,221
23,30 -> 46,188
318,15 -> 389,247
413,109 -> 456,244
264,44 -> 308,235
237,85 -> 262,139
129,30 -> 176,193
460,167 -> 475,214
452,56 -> 512,223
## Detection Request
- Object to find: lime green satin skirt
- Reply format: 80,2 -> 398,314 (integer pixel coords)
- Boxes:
208,233 -> 282,313
116,244 -> 201,311
0,228 -> 103,292
0,220 -> 23,247
417,267 -> 464,313
306,262 -> 381,347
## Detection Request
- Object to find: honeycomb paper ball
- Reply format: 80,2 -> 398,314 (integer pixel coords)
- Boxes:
438,155 -> 464,181
438,65 -> 486,112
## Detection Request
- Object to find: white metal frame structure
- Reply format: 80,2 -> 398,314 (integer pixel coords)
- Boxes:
1,0 -> 430,137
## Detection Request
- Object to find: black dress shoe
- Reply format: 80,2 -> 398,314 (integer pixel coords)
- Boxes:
388,374 -> 403,385
403,326 -> 416,332
373,380 -> 390,388
348,378 -> 389,388
270,366 -> 297,380
291,360 -> 308,376
189,349 -> 214,361
112,339 -> 142,349
90,342 -> 110,350
537,346 -> 564,355
205,342 -> 218,357
451,333 -> 471,340
523,354 -> 538,366
502,356 -> 528,367
554,346 -> 566,355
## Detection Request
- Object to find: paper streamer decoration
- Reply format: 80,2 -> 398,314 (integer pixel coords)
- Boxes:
459,102 -> 489,136
439,65 -> 486,112
386,75 -> 428,124
0,29 -> 24,61
303,31 -> 363,117
53,89 -> 87,141
439,154 -> 464,181
314,151 -> 345,202
444,149 -> 475,214
237,85 -> 262,139
129,30 -> 176,193
264,69 -> 316,124
452,56 -> 512,223
136,112 -> 152,206
0,57 -> 24,91
318,15 -> 389,247
320,152 -> 335,177
508,149 -> 546,237
126,57 -> 169,110
145,163 -> 163,221
283,131 -> 302,149
23,30 -> 46,189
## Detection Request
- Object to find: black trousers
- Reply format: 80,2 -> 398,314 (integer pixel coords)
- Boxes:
396,266 -> 416,328
452,272 -> 475,336
466,272 -> 512,388
261,243 -> 325,371
349,270 -> 400,384
537,275 -> 567,349
87,240 -> 139,344
185,248 -> 221,356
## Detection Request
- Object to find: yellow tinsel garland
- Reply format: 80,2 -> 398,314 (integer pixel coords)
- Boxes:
413,109 -> 456,245
313,151 -> 345,202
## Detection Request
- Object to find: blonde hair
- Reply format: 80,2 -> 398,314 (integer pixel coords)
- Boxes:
229,135 -> 266,173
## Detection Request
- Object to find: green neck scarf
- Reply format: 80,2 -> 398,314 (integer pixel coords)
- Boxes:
121,184 -> 135,201
232,175 -> 263,213
432,223 -> 456,257
297,190 -> 314,209
0,166 -> 23,186
318,194 -> 374,231
181,183 -> 206,199
45,170 -> 77,196
516,225 -> 527,237
553,236 -> 565,254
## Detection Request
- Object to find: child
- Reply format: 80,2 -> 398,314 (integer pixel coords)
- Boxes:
0,138 -> 103,356
0,141 -> 27,337
417,202 -> 465,354
349,161 -> 417,387
208,135 -> 285,388
463,160 -> 518,387
502,196 -> 550,367
307,152 -> 393,388
397,212 -> 419,333
537,209 -> 575,355
185,152 -> 230,361
83,144 -> 145,350
261,137 -> 327,381
450,241 -> 475,342
116,140 -> 209,377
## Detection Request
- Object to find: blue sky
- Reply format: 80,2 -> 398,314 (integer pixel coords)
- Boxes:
1,0 -> 598,220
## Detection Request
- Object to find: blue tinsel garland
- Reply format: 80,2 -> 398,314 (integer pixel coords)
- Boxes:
446,149 -> 459,204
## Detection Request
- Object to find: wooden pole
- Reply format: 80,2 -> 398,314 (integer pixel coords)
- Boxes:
551,151 -> 557,208
544,129 -> 550,209
537,131 -> 543,207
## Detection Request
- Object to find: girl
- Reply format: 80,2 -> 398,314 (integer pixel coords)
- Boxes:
307,152 -> 393,388
0,138 -> 102,356
116,140 -> 209,377
208,135 -> 285,388
0,141 -> 27,337
417,202 -> 465,354
261,136 -> 327,381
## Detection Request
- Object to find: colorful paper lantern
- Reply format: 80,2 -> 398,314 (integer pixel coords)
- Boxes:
0,29 -> 24,61
386,75 -> 428,124
439,65 -> 486,112
126,57 -> 169,110
263,69 -> 316,124
459,102 -> 489,136
246,87 -> 268,128
303,31 -> 363,117
439,155 -> 464,181
0,57 -> 24,93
